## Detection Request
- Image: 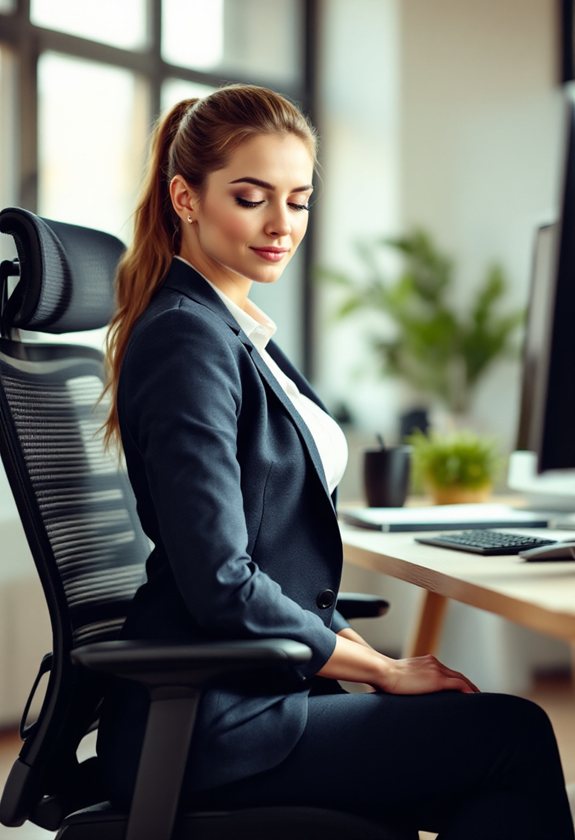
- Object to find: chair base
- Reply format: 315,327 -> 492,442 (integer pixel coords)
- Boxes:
55,801 -> 417,840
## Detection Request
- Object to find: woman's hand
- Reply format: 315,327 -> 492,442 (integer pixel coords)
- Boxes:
318,635 -> 479,695
377,653 -> 479,695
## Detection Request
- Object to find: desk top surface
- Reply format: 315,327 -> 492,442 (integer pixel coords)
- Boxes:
340,523 -> 575,640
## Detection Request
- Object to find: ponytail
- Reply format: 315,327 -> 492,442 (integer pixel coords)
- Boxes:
102,98 -> 197,448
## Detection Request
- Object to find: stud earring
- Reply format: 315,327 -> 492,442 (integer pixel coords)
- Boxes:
187,214 -> 193,224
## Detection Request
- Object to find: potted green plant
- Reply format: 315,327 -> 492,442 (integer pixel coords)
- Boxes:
319,229 -> 524,417
408,429 -> 502,505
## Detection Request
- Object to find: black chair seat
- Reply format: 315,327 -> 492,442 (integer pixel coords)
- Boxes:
58,802 -> 408,840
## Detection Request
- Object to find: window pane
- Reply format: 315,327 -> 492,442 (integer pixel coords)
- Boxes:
163,0 -> 224,71
162,78 -> 216,112
31,0 -> 147,49
162,0 -> 303,87
38,53 -> 149,240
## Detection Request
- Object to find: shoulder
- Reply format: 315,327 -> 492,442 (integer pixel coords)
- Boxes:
136,286 -> 233,340
118,290 -> 246,432
125,287 -> 243,370
117,286 -> 254,417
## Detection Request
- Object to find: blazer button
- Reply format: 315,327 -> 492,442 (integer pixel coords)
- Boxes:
316,589 -> 336,609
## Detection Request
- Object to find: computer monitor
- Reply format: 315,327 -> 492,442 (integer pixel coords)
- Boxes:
508,87 -> 575,511
533,86 -> 575,473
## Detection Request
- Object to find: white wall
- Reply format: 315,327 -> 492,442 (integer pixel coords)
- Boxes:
399,0 -> 563,448
315,0 -> 565,453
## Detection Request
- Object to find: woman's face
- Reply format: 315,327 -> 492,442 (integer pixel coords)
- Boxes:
175,132 -> 314,303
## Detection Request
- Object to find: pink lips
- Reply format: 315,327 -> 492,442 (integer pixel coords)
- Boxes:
250,247 -> 289,263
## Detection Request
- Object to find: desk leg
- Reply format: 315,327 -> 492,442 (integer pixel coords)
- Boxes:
406,591 -> 448,657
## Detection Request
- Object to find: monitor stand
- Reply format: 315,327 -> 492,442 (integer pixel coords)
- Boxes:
507,450 -> 575,515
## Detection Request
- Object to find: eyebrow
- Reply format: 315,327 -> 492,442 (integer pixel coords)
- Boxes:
228,177 -> 313,192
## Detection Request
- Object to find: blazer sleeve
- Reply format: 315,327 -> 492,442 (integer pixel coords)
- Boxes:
119,305 -> 337,680
331,610 -> 351,633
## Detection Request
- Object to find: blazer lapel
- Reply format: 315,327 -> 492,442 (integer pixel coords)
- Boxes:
162,260 -> 334,502
247,348 -> 333,501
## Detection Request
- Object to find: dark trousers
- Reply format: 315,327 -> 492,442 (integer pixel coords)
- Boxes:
195,689 -> 574,840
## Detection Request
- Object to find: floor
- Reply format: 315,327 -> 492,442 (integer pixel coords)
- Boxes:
0,676 -> 574,840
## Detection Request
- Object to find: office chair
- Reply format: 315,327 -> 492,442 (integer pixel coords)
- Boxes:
0,207 -> 417,840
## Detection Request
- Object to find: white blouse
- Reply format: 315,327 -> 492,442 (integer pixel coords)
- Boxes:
175,258 -> 348,495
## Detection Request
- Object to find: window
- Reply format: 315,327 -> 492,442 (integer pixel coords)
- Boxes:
162,0 -> 303,86
162,0 -> 224,71
38,52 -> 148,238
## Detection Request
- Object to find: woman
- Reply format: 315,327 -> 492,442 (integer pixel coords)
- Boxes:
98,84 -> 574,838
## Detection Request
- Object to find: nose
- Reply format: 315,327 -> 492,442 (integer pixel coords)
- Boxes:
264,204 -> 291,238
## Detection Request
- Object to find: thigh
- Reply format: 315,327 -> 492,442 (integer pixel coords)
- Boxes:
195,689 -> 574,839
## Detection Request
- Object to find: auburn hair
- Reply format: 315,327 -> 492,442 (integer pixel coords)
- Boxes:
103,84 -> 317,447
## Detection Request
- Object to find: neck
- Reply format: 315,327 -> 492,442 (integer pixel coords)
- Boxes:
177,249 -> 252,309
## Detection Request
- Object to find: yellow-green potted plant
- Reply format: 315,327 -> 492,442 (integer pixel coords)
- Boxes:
408,429 -> 502,505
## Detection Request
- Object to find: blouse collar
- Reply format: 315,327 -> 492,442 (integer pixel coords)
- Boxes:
174,256 -> 276,353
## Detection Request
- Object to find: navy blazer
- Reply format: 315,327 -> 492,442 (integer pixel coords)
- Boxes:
106,259 -> 346,792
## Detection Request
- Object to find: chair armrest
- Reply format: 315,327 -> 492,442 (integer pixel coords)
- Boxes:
71,638 -> 312,840
336,592 -> 390,619
71,637 -> 312,688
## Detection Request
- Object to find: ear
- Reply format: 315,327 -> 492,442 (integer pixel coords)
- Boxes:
169,175 -> 200,223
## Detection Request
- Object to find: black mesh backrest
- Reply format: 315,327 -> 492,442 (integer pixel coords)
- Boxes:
0,343 -> 148,649
0,210 -> 149,828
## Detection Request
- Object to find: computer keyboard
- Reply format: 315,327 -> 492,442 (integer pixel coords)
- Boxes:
415,529 -> 557,556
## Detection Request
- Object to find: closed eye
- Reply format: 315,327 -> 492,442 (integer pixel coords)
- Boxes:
235,196 -> 310,211
235,197 -> 265,208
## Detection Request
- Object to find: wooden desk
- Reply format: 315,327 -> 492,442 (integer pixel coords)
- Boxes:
340,523 -> 575,657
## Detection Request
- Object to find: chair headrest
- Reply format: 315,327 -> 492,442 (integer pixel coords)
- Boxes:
0,207 -> 125,334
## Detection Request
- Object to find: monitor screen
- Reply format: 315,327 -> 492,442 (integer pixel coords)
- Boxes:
515,222 -> 556,453
517,87 -> 575,475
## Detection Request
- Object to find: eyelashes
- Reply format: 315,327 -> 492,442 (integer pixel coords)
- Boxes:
235,197 -> 264,208
235,196 -> 310,212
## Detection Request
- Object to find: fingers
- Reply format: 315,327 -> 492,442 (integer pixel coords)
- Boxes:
421,654 -> 480,691
438,663 -> 480,693
379,654 -> 480,695
443,674 -> 480,693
